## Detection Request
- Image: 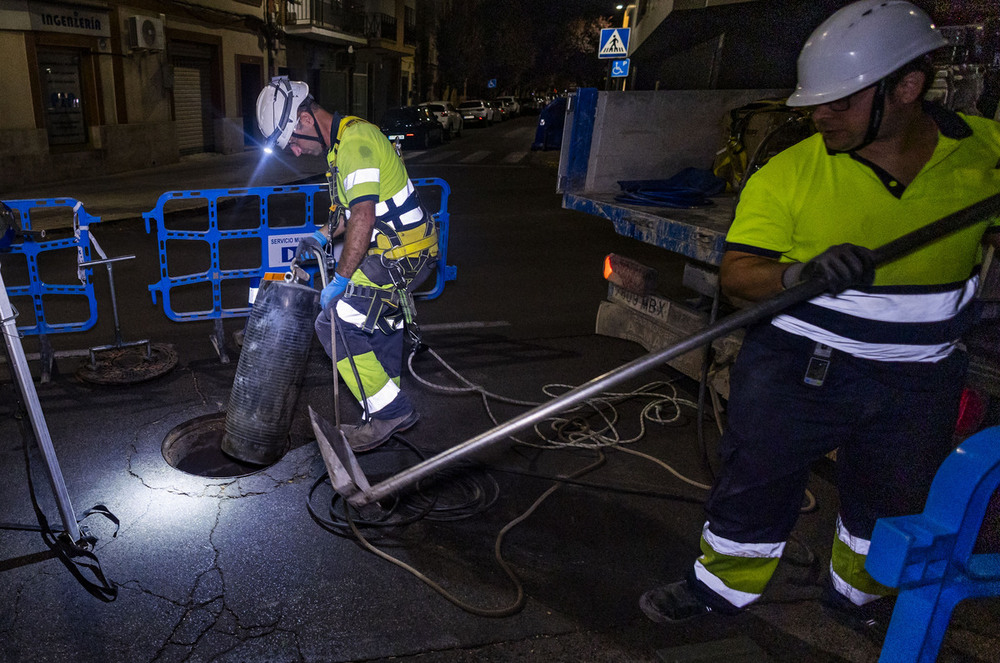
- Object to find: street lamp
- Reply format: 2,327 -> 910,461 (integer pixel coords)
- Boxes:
612,3 -> 636,90
620,3 -> 636,28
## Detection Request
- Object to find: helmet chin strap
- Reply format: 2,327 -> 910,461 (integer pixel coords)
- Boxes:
308,108 -> 330,152
288,107 -> 330,152
830,79 -> 888,155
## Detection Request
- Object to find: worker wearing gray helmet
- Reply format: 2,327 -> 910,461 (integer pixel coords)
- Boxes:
255,78 -> 438,453
640,0 -> 1000,629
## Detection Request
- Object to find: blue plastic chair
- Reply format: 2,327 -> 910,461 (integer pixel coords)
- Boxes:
867,426 -> 1000,662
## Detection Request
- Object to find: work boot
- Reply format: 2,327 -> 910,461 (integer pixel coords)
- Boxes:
341,411 -> 419,453
821,582 -> 895,640
639,580 -> 712,623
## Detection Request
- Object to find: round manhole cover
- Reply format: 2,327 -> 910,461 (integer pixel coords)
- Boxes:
162,412 -> 282,478
77,343 -> 178,385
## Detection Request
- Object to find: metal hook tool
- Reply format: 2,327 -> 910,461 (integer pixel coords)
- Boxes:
299,247 -> 387,518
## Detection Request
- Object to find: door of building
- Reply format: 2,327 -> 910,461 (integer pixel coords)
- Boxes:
240,61 -> 262,146
171,42 -> 215,155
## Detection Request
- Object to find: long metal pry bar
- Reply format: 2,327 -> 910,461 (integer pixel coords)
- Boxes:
324,193 -> 1000,508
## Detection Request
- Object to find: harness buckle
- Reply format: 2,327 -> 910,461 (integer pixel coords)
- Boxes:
406,322 -> 424,353
386,262 -> 408,289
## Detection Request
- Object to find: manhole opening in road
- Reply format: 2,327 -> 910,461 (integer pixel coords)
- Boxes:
162,412 -> 281,478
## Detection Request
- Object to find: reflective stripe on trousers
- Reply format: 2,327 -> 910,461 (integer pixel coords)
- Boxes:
830,516 -> 895,606
314,301 -> 411,421
693,522 -> 785,609
690,323 -> 962,611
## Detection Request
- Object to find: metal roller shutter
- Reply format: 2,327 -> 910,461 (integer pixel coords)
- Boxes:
171,42 -> 214,155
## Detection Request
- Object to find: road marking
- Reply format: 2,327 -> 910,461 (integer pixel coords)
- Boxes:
421,321 -> 511,331
503,127 -> 535,141
408,150 -> 459,164
501,151 -> 527,163
459,151 -> 491,163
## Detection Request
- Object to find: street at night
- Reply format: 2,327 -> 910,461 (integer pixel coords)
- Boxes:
3,116 -> 999,662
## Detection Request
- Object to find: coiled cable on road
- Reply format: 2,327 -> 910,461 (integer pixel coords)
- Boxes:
307,437 -> 500,537
408,342 -> 817,509
342,451 -> 606,618
315,338 -> 815,618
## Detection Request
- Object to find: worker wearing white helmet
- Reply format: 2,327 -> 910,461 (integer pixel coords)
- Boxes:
255,76 -> 439,453
256,77 -> 314,152
640,0 -> 1000,631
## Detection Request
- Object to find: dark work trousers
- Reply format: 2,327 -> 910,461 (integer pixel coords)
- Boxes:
704,322 -> 967,551
315,257 -> 434,421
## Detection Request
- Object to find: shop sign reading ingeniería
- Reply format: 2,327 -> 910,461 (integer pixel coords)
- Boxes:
29,2 -> 111,37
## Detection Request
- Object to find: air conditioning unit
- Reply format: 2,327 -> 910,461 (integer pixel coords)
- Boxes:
127,16 -> 165,51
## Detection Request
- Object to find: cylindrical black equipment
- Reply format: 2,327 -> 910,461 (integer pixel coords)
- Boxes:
222,280 -> 319,465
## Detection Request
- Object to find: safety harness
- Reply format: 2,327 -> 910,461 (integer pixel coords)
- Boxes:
326,116 -> 438,340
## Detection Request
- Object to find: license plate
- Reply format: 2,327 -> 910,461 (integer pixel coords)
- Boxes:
462,115 -> 474,119
389,134 -> 405,140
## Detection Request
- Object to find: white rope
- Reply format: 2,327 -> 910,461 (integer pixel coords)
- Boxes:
407,345 -> 714,490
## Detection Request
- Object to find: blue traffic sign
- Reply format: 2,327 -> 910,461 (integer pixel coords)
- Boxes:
598,28 -> 630,59
611,59 -> 630,77
487,78 -> 497,89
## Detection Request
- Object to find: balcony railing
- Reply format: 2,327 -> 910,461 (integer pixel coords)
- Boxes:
284,0 -> 365,34
365,12 -> 397,41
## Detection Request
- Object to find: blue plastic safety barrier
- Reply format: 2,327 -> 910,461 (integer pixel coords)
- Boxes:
0,198 -> 100,335
414,178 -> 457,300
867,425 -> 1000,663
144,178 -> 455,324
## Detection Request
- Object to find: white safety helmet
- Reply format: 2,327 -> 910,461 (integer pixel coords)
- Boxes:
256,77 -> 311,150
787,0 -> 946,107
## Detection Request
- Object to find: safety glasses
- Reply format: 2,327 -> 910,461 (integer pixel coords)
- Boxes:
825,84 -> 876,112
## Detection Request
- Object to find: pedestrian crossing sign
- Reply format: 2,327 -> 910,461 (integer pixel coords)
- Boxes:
598,28 -> 630,59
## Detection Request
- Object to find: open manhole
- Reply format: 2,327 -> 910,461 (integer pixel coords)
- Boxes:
162,412 -> 286,478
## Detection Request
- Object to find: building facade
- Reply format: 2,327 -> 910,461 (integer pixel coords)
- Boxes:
0,0 -> 423,190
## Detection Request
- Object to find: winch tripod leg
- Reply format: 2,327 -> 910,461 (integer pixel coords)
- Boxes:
0,268 -> 81,542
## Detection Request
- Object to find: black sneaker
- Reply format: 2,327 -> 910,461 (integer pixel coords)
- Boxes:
639,580 -> 712,623
821,583 -> 895,639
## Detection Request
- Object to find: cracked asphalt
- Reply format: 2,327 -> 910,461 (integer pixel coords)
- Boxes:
3,125 -> 1000,662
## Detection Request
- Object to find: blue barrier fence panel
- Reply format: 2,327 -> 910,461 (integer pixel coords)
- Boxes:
0,198 -> 100,335
412,177 -> 456,300
868,426 -> 1000,663
144,185 -> 324,322
145,179 -> 455,322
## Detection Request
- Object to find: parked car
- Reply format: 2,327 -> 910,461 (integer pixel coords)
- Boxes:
486,100 -> 507,121
496,96 -> 520,117
418,101 -> 463,138
531,96 -> 567,151
379,106 -> 444,149
458,99 -> 495,126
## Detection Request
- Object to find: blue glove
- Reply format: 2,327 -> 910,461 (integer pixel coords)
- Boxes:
311,229 -> 329,248
293,230 -> 329,262
321,273 -> 350,309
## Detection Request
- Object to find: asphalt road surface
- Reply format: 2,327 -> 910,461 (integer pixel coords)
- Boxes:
2,115 -> 998,663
